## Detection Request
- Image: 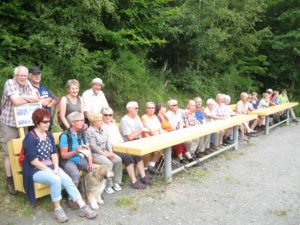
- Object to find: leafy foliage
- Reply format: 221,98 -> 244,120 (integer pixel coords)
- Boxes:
0,0 -> 299,111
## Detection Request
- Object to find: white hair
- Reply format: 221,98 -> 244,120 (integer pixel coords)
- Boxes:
13,65 -> 28,77
126,101 -> 138,109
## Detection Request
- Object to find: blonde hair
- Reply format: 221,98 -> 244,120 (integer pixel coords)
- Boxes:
88,113 -> 103,125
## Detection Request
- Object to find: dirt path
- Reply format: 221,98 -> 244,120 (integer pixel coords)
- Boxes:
1,122 -> 299,225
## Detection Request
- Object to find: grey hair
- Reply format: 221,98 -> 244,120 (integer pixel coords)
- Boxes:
13,65 -> 28,77
194,97 -> 202,102
102,107 -> 113,114
66,79 -> 80,90
126,101 -> 138,109
187,100 -> 196,108
67,111 -> 83,124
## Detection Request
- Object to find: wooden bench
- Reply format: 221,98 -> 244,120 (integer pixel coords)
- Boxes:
113,114 -> 257,183
249,102 -> 298,135
228,104 -> 237,111
7,132 -> 62,198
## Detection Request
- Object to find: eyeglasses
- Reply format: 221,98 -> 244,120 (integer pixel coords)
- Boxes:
147,107 -> 155,109
41,120 -> 51,124
103,114 -> 113,117
73,119 -> 84,122
171,104 -> 178,106
134,107 -> 139,110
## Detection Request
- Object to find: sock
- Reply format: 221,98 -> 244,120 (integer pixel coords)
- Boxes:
79,203 -> 85,209
7,176 -> 13,183
148,161 -> 155,167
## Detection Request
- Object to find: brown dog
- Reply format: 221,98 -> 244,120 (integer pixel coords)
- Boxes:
81,165 -> 114,209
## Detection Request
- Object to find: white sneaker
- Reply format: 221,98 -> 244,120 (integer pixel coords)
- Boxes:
113,183 -> 122,192
105,187 -> 115,194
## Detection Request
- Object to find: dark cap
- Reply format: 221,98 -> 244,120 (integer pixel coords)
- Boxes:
29,66 -> 41,74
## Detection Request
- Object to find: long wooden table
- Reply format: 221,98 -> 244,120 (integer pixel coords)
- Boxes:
113,114 -> 257,183
249,102 -> 298,135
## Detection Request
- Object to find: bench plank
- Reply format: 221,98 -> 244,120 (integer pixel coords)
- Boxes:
249,102 -> 298,116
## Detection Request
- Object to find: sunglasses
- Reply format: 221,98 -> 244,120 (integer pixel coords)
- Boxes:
103,114 -> 113,117
41,120 -> 51,124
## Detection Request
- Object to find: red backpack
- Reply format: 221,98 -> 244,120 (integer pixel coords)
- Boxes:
19,131 -> 37,167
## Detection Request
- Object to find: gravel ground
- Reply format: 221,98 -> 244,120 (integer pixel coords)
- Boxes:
1,122 -> 299,225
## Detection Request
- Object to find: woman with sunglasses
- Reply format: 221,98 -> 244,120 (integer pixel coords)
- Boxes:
86,112 -> 123,194
22,108 -> 97,223
141,102 -> 165,174
102,107 -> 152,190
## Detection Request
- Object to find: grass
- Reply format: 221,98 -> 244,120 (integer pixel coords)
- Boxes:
223,150 -> 245,161
115,196 -> 139,212
115,196 -> 135,207
187,167 -> 210,182
224,176 -> 240,185
268,209 -> 288,217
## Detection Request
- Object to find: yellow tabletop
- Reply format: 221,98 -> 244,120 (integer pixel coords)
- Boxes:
113,114 -> 257,155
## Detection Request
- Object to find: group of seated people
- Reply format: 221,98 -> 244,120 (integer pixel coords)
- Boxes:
22,78 -> 298,223
2,66 -> 298,223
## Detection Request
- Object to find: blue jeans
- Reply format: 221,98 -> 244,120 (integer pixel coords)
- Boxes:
33,168 -> 81,202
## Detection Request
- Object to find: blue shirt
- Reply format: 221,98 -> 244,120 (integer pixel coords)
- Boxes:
195,111 -> 204,124
59,130 -> 86,165
33,84 -> 55,127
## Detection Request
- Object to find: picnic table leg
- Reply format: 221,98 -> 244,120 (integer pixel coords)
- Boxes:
265,116 -> 269,135
286,109 -> 290,125
164,147 -> 172,183
233,125 -> 239,151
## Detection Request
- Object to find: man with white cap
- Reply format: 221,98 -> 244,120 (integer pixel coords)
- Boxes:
165,99 -> 185,130
82,78 -> 109,122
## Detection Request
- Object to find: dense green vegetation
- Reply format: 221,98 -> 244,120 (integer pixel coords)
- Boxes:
0,0 -> 299,113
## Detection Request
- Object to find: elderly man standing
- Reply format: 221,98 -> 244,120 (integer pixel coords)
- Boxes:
82,78 -> 109,122
0,65 -> 39,194
29,66 -> 56,130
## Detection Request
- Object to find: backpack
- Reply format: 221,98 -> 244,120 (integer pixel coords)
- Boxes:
58,129 -> 86,155
19,131 -> 37,167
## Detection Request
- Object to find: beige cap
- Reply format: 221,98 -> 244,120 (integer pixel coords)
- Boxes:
168,99 -> 178,106
90,78 -> 104,86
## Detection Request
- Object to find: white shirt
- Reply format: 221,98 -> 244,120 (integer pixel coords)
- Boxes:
165,108 -> 185,129
82,88 -> 109,113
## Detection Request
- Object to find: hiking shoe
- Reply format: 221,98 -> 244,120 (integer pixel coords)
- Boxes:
67,199 -> 79,210
6,179 -> 16,195
105,187 -> 115,194
140,175 -> 152,185
132,180 -> 145,189
79,205 -> 97,219
54,208 -> 68,223
113,183 -> 122,192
